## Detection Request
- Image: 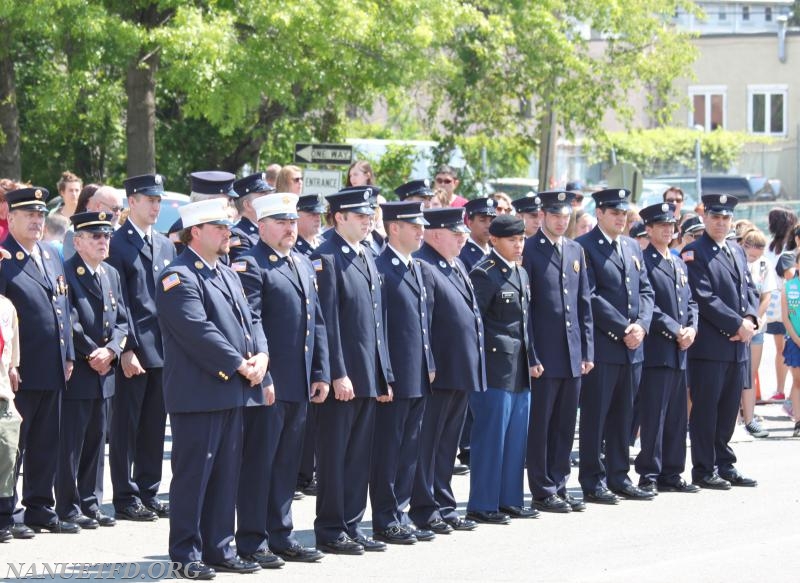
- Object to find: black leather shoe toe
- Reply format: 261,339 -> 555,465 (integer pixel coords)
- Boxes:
241,550 -> 285,569
272,544 -> 323,563
584,488 -> 620,505
445,516 -> 477,530
373,526 -> 416,545
465,510 -> 511,525
693,474 -> 732,490
353,535 -> 387,552
27,520 -> 81,534
533,494 -> 571,513
207,557 -> 260,574
174,561 -> 215,580
317,534 -> 364,555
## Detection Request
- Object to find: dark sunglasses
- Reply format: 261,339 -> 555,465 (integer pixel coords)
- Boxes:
292,177 -> 303,183
82,232 -> 112,240
435,178 -> 453,184
665,198 -> 683,204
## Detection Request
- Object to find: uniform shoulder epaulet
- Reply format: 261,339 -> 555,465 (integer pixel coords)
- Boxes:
474,258 -> 495,272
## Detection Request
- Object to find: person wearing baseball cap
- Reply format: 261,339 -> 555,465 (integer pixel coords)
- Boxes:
229,172 -> 276,261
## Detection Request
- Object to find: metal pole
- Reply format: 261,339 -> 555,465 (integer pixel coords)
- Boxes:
695,138 -> 702,198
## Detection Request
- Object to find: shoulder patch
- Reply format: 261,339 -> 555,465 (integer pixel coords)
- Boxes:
231,261 -> 247,272
312,258 -> 323,272
681,250 -> 694,262
162,273 -> 181,291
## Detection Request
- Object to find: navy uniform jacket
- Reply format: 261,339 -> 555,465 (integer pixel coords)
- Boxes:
459,240 -> 487,271
65,255 -> 129,399
681,234 -> 759,363
229,217 -> 260,262
107,224 -> 176,368
415,243 -> 487,392
642,245 -> 698,370
294,236 -> 315,258
0,237 -> 74,390
522,232 -> 594,378
312,231 -> 394,397
155,250 -> 270,413
375,247 -> 435,398
576,226 -> 654,365
236,241 -> 330,402
470,251 -> 535,390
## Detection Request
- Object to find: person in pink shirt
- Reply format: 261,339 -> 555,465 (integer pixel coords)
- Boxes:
434,166 -> 468,208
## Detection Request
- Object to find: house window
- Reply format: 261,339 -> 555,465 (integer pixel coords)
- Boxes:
689,86 -> 726,131
748,85 -> 788,136
742,6 -> 750,21
765,7 -> 772,21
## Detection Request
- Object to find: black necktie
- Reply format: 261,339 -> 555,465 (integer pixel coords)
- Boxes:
612,239 -> 620,257
143,233 -> 153,255
554,241 -> 562,259
30,248 -> 45,276
286,256 -> 302,287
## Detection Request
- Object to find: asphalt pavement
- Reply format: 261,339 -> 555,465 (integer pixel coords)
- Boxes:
3,342 -> 798,582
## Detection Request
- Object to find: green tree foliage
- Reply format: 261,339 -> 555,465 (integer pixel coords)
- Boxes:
595,127 -> 772,175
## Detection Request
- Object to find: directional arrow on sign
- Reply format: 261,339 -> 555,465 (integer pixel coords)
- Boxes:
295,145 -> 314,163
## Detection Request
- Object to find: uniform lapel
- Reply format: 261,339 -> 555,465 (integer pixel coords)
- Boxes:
8,238 -> 52,290
593,227 -> 624,271
126,227 -> 152,263
533,233 -> 562,270
333,232 -> 370,282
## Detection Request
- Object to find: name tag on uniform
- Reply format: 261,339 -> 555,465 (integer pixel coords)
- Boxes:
501,291 -> 515,300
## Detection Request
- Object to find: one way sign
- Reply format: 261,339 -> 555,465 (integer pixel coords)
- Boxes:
294,143 -> 353,165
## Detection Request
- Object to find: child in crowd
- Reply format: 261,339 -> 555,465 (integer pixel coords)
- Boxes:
780,252 -> 800,436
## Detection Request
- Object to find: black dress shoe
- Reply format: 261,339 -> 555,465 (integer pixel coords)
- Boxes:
10,524 -> 35,539
444,516 -> 477,531
533,494 -> 571,513
559,493 -> 586,512
272,543 -> 324,563
353,535 -> 387,552
66,514 -> 99,529
657,479 -> 700,493
452,463 -> 470,476
465,510 -> 511,525
85,510 -> 116,526
693,474 -> 732,491
301,478 -> 318,496
611,484 -> 655,500
719,472 -> 758,487
0,528 -> 10,543
240,550 -> 285,569
115,503 -> 158,522
144,500 -> 169,518
207,557 -> 260,574
373,525 -> 417,545
584,488 -> 620,505
411,527 -> 435,542
499,505 -> 540,518
27,520 -> 81,534
174,561 -> 215,580
638,481 -> 659,495
422,518 -> 453,534
317,533 -> 364,555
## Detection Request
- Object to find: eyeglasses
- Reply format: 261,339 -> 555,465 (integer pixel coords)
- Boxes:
435,178 -> 453,185
743,243 -> 765,250
82,232 -> 111,240
292,177 -> 303,183
102,205 -> 123,213
665,198 -> 683,204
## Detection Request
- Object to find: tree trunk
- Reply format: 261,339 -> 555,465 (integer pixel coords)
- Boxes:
0,27 -> 21,180
125,49 -> 159,176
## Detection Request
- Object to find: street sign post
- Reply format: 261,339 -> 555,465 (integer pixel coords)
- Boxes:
302,169 -> 342,197
294,143 -> 353,165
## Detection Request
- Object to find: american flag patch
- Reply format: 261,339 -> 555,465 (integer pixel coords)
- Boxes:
232,261 -> 247,272
681,250 -> 694,262
312,259 -> 323,272
161,273 -> 181,291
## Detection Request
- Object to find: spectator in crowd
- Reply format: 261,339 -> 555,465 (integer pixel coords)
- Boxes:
572,209 -> 595,238
764,208 -> 798,402
490,192 -> 512,215
624,205 -> 641,236
54,172 -> 83,219
780,251 -> 800,436
43,214 -> 70,256
275,166 -> 303,195
629,221 -> 649,251
662,187 -> 685,219
63,185 -> 125,260
434,165 -> 467,208
739,228 -> 775,438
264,164 -> 282,188
0,252 -> 21,543
675,215 -> 704,256
346,161 -> 375,188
